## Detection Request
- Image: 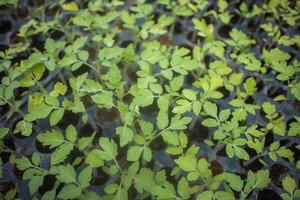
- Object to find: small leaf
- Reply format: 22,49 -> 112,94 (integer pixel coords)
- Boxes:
104,183 -> 119,194
41,189 -> 56,200
202,118 -> 219,127
51,82 -> 67,97
182,89 -> 197,101
51,143 -> 74,165
203,101 -> 218,118
219,109 -> 231,121
56,164 -> 76,184
14,120 -> 32,136
197,191 -> 213,200
127,146 -> 143,161
282,176 -> 296,194
92,92 -> 114,109
37,130 -> 64,148
62,2 -> 79,11
234,146 -> 249,160
58,184 -> 82,199
178,177 -> 190,199
99,137 -> 118,161
28,175 -> 43,195
157,111 -> 169,129
66,125 -> 77,142
170,115 -> 192,130
85,149 -> 104,167
73,36 -> 88,50
78,167 -> 92,188
175,155 -> 197,172
255,170 -> 270,189
50,109 -> 64,126
0,128 -> 9,139
225,173 -> 243,191
157,96 -> 169,111
143,147 -> 152,162
226,144 -> 234,158
116,126 -> 134,147
262,102 -> 276,115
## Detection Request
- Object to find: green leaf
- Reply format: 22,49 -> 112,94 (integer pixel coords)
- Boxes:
73,36 -> 88,50
175,155 -> 197,172
273,122 -> 286,136
41,189 -> 56,200
62,2 -> 78,11
170,75 -> 184,91
81,79 -> 103,93
234,146 -> 249,160
282,176 -> 296,194
262,102 -> 276,115
28,175 -> 43,195
170,115 -> 192,130
178,177 -> 190,199
219,109 -> 231,122
202,118 -> 219,127
229,99 -> 244,107
116,126 -> 134,147
243,77 -> 257,94
132,89 -> 154,107
226,28 -> 255,47
104,183 -> 119,194
92,92 -> 114,109
151,183 -> 176,199
291,82 -> 300,101
203,101 -> 218,118
157,96 -> 169,111
85,149 -> 104,167
78,51 -> 89,62
288,118 -> 300,136
192,101 -> 202,114
78,167 -> 92,188
173,99 -> 192,114
226,144 -> 234,158
69,73 -> 88,92
196,191 -> 213,200
182,89 -> 197,101
58,184 -> 82,199
162,131 -> 179,146
31,152 -> 41,166
214,191 -> 235,200
225,173 -> 243,191
56,164 -> 76,184
255,170 -> 270,189
50,109 -> 64,126
37,130 -> 64,148
15,156 -> 32,170
0,128 -> 9,139
134,168 -> 156,193
127,146 -> 143,161
78,133 -> 95,151
14,120 -> 32,136
229,73 -> 243,86
51,143 -> 74,165
26,104 -> 53,121
66,125 -> 77,142
99,137 -> 118,161
276,147 -> 294,161
143,147 -> 152,162
51,82 -> 67,97
157,110 -> 169,129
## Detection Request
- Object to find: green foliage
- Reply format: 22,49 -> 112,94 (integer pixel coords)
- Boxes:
0,0 -> 299,199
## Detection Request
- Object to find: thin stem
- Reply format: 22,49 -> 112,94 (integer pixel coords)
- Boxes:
145,127 -> 170,147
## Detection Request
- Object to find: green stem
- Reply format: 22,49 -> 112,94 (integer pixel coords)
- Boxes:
145,127 -> 170,147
